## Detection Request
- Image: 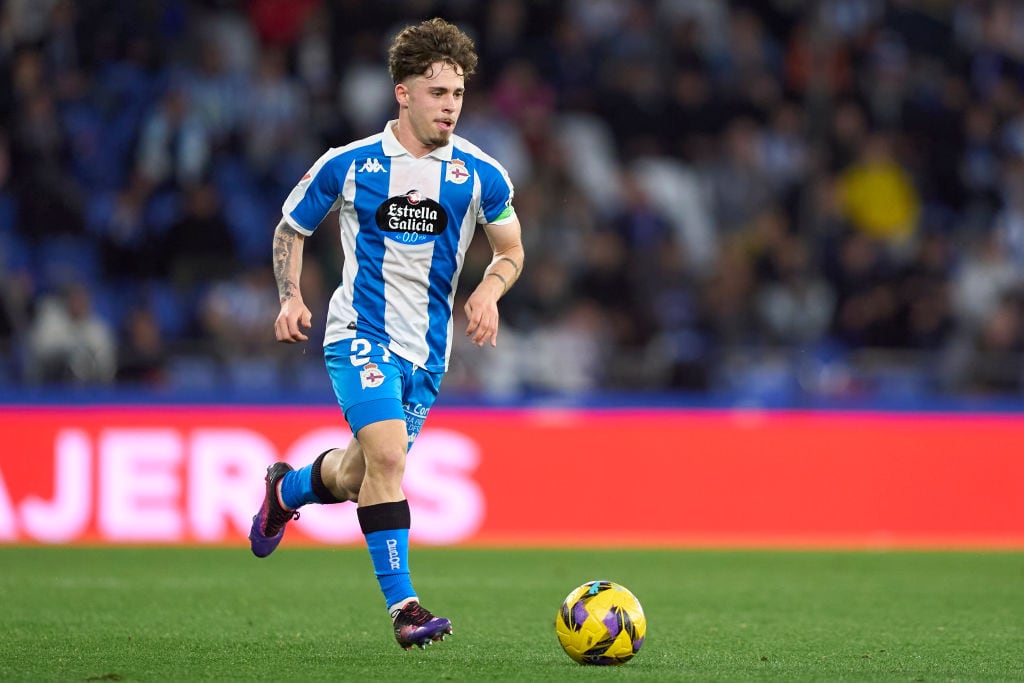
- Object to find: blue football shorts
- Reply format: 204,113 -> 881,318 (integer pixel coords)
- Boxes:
324,337 -> 442,447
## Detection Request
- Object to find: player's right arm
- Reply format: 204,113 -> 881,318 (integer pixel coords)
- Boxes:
272,218 -> 313,343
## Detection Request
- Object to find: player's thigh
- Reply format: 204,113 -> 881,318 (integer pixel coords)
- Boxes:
354,419 -> 409,467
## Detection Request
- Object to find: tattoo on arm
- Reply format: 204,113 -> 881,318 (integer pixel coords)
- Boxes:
273,226 -> 299,301
497,256 -> 521,278
485,271 -> 508,293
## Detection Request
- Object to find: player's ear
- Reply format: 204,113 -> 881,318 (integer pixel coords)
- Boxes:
395,83 -> 410,109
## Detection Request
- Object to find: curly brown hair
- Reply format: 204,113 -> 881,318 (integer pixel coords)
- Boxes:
387,17 -> 478,84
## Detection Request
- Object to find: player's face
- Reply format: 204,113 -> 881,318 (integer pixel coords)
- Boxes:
396,61 -> 465,152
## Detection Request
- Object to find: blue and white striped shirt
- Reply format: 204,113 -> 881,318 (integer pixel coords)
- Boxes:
283,121 -> 515,372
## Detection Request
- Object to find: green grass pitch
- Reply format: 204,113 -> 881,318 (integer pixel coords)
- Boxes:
1,547 -> 1021,681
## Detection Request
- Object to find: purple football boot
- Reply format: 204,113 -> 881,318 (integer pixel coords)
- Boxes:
392,601 -> 453,650
248,462 -> 299,558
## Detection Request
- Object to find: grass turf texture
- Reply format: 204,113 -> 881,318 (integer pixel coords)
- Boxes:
1,548 -> 1021,682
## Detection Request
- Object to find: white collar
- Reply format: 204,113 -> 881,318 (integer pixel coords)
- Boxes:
381,120 -> 454,161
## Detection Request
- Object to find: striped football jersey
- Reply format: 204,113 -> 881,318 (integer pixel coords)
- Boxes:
282,121 -> 515,372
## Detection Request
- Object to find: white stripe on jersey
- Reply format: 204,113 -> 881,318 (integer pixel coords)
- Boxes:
324,158 -> 360,345
380,155 -> 442,363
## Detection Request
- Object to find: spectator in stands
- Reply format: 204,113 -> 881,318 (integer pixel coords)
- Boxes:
135,85 -> 211,190
161,180 -> 237,289
335,30 -> 393,140
9,49 -> 84,242
2,0 -> 1024,398
25,282 -> 116,384
663,66 -> 720,162
87,179 -> 147,283
701,240 -> 757,351
959,103 -> 1002,230
756,233 -> 836,347
198,265 -> 279,360
633,233 -> 711,391
526,298 -> 610,393
240,44 -> 310,182
703,117 -> 775,236
826,231 -> 901,348
943,290 -> 1024,395
246,0 -> 321,48
115,306 -> 167,386
952,230 -> 1022,333
837,132 -> 921,246
0,267 -> 33,379
184,38 -> 245,150
893,231 -> 956,350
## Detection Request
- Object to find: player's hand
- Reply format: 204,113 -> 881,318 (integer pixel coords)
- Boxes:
464,281 -> 501,347
275,297 -> 313,343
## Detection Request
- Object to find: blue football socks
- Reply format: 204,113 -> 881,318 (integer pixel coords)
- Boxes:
365,528 -> 416,609
279,464 -> 319,510
279,451 -> 344,510
358,501 -> 416,610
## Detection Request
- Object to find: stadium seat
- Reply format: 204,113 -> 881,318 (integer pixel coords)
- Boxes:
34,235 -> 101,290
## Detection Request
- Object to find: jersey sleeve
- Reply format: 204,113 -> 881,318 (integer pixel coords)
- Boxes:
476,160 -> 516,226
282,151 -> 348,235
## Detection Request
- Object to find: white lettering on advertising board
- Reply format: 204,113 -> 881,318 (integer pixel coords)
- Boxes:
0,427 -> 485,545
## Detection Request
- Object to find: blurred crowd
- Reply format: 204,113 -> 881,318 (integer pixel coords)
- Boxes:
2,0 -> 1024,400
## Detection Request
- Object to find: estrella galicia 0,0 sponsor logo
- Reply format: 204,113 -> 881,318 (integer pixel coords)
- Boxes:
375,190 -> 449,244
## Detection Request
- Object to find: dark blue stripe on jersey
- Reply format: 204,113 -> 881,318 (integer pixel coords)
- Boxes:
351,144 -> 391,345
425,154 -> 476,368
290,154 -> 353,232
477,157 -> 514,224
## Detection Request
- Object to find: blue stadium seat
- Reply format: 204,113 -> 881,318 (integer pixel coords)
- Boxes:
34,235 -> 101,289
225,357 -> 282,390
0,230 -> 31,272
140,280 -> 191,339
144,190 -> 183,234
222,192 -> 275,264
91,282 -> 130,331
212,156 -> 256,196
84,191 -> 118,238
165,355 -> 223,391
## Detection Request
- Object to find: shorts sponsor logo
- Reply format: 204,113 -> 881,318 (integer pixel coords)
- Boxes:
407,403 -> 429,418
403,402 -> 430,441
360,362 -> 385,389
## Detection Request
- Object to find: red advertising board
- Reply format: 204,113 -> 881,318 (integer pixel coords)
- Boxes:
0,406 -> 1021,548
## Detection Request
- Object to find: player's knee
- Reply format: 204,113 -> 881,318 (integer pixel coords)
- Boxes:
364,447 -> 406,479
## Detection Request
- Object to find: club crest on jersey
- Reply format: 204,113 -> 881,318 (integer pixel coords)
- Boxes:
375,189 -> 449,244
445,159 -> 471,185
360,362 -> 385,389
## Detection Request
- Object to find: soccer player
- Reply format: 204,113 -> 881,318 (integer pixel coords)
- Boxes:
248,18 -> 524,650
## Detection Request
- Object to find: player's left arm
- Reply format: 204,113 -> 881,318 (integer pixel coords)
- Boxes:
464,215 -> 524,347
